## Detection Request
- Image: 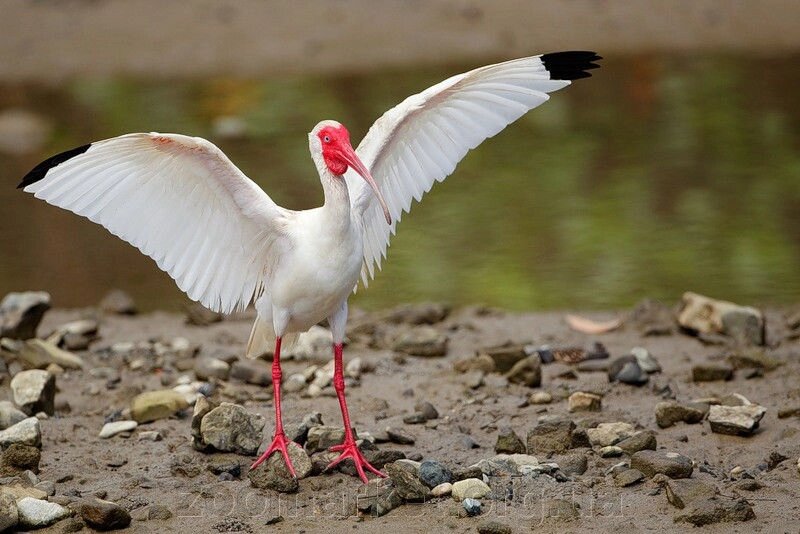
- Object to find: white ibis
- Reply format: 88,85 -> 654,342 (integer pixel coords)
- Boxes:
19,51 -> 600,482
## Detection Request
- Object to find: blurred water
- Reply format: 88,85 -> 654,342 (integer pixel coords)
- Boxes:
0,55 -> 799,311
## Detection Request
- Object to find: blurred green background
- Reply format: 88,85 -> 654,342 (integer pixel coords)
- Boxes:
0,2 -> 798,311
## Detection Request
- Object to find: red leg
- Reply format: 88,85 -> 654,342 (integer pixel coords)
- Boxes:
325,343 -> 387,483
250,336 -> 298,477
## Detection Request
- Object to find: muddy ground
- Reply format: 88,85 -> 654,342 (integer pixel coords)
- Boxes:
2,301 -> 799,533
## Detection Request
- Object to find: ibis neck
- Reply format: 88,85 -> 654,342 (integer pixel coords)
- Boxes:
319,168 -> 352,232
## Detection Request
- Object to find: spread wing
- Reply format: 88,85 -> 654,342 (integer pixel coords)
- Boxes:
19,132 -> 290,313
345,51 -> 600,286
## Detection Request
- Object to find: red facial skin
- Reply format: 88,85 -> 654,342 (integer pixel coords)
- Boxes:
318,125 -> 352,176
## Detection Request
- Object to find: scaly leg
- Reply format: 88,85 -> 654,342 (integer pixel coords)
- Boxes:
250,336 -> 298,477
325,342 -> 387,483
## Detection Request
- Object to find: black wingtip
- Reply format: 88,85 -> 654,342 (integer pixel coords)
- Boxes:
541,51 -> 602,81
17,143 -> 91,189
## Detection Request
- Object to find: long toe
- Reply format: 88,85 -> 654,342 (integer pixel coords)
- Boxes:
250,433 -> 299,477
325,441 -> 387,483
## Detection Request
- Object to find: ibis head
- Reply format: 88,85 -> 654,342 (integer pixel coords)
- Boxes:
311,120 -> 392,225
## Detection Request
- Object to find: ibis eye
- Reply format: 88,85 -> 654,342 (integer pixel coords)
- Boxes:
323,135 -> 331,143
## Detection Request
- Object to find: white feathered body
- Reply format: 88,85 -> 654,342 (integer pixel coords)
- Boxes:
256,201 -> 363,338
18,52 -> 600,358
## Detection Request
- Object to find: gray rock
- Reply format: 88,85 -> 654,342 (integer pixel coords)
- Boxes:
568,391 -> 602,412
526,417 -> 575,454
453,354 -> 495,374
386,427 -> 415,445
631,450 -> 693,479
0,443 -> 40,476
608,356 -> 649,386
384,303 -> 450,325
185,302 -> 223,326
10,370 -> 55,415
451,478 -> 490,501
385,461 -> 430,501
529,391 -> 553,404
708,404 -> 767,436
0,492 -> 18,532
719,393 -> 751,406
477,520 -> 512,534
194,357 -> 230,381
630,298 -> 676,336
229,360 -> 272,386
418,460 -> 453,488
305,425 -> 348,452
199,403 -> 265,455
147,504 -> 173,520
414,401 -> 439,420
16,497 -> 70,529
99,289 -> 137,315
666,479 -> 718,508
474,454 -> 532,477
288,326 -> 333,359
655,401 -> 707,428
286,412 -> 323,445
553,451 -> 588,476
130,390 -> 189,423
255,441 -> 311,479
614,468 -> 644,487
505,355 -> 542,387
576,359 -> 610,373
283,373 -> 307,393
137,430 -> 162,442
355,479 -> 402,517
480,342 -> 527,373
463,498 -> 482,516
99,420 -> 138,439
33,481 -> 54,496
452,465 -> 484,482
631,347 -> 661,373
692,364 -> 734,382
0,291 -> 50,340
678,292 -> 764,346
190,396 -> 216,450
59,516 -> 85,532
674,497 -> 755,526
79,498 -> 131,530
392,326 -> 448,357
0,417 -> 41,448
495,426 -> 526,454
617,430 -> 657,454
599,445 -> 624,458
0,401 -> 27,430
402,412 -> 427,424
586,422 -> 636,447
431,482 -> 452,497
248,449 -> 300,493
61,332 -> 91,351
363,449 -> 406,469
726,349 -> 782,370
17,339 -> 84,370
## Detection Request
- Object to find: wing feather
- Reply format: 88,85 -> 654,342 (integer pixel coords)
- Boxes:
347,52 -> 600,285
20,132 -> 289,313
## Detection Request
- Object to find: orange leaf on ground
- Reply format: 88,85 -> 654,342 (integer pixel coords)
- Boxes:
565,314 -> 622,334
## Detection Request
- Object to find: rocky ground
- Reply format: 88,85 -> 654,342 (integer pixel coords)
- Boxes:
1,291 -> 800,533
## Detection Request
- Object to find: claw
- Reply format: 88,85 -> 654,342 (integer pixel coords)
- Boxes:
250,432 -> 298,478
325,440 -> 387,483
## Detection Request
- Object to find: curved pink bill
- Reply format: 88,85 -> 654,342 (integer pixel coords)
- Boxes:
340,144 -> 392,225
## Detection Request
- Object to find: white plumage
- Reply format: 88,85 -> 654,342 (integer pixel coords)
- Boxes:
19,51 -> 600,482
346,55 -> 574,285
22,52 -> 599,343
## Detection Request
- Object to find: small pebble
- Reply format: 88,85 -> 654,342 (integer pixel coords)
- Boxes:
463,498 -> 482,516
